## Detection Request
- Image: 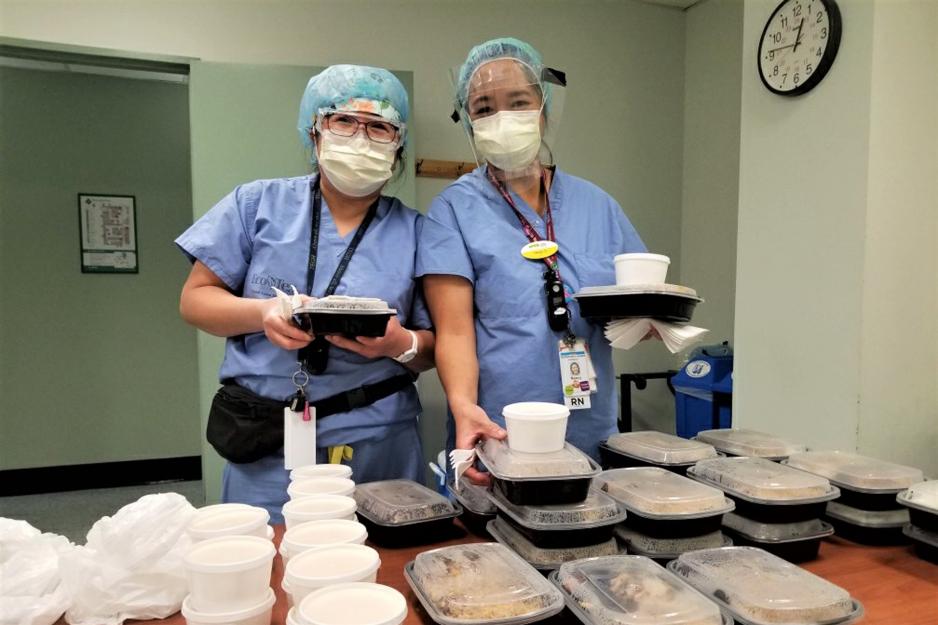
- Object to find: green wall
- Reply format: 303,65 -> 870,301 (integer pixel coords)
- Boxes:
0,67 -> 201,469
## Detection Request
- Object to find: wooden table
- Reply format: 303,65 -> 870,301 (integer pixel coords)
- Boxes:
117,523 -> 936,625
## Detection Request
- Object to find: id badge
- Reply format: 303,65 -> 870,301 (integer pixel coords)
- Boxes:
559,338 -> 594,410
284,403 -> 317,470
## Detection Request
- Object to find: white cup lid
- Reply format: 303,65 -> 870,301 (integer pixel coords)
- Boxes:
298,583 -> 407,625
182,588 -> 275,622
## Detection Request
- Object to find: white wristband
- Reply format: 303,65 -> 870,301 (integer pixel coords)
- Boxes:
393,329 -> 419,364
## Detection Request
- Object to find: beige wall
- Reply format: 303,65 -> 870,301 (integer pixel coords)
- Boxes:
681,0 -> 743,346
857,0 -> 937,474
734,0 -> 937,476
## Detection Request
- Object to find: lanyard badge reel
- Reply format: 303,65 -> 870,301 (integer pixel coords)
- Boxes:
285,179 -> 379,469
285,369 -> 317,469
544,269 -> 570,334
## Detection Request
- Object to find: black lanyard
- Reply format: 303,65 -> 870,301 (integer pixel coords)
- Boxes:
298,179 -> 380,374
486,168 -> 572,337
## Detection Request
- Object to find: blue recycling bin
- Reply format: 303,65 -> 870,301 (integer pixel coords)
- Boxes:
672,343 -> 733,438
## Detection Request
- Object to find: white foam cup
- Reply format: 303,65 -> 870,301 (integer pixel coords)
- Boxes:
184,535 -> 276,613
614,253 -> 670,286
503,402 -> 570,453
281,494 -> 358,530
285,544 -> 381,606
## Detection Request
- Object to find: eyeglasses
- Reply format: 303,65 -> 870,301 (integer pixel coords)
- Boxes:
319,113 -> 402,144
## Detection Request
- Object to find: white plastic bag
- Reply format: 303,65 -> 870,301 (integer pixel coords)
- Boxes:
59,493 -> 196,625
0,518 -> 75,625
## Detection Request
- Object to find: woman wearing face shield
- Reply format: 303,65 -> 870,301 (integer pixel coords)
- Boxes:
418,38 -> 647,484
176,65 -> 434,522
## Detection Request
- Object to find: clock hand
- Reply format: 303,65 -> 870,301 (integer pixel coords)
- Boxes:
793,17 -> 805,52
768,43 -> 795,53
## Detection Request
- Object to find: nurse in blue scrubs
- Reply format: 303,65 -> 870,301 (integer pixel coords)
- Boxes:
418,38 -> 646,483
177,65 -> 434,522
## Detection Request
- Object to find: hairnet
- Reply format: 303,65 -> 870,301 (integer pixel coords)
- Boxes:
455,37 -> 547,113
297,64 -> 410,165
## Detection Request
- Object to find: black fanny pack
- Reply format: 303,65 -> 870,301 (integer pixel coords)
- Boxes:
207,374 -> 416,464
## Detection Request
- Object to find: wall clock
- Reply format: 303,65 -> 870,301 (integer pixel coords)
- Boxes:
758,0 -> 842,96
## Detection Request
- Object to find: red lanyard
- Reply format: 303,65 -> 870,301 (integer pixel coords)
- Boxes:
487,167 -> 572,336
486,167 -> 561,278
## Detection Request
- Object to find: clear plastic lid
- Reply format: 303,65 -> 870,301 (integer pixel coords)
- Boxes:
722,513 -> 833,543
614,526 -> 730,557
576,284 -> 701,300
605,431 -> 717,465
784,451 -> 923,492
354,480 -> 459,526
825,501 -> 909,528
669,547 -> 858,625
688,457 -> 837,503
554,555 -> 726,625
489,488 -> 625,530
903,523 -> 938,548
407,542 -> 564,625
694,429 -> 805,459
477,438 -> 598,481
487,517 -> 619,570
897,480 -> 938,514
295,295 -> 396,314
447,480 -> 497,515
596,468 -> 733,519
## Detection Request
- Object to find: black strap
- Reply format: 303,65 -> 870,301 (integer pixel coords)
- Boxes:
298,180 -> 380,373
220,373 -> 415,419
312,373 -> 415,418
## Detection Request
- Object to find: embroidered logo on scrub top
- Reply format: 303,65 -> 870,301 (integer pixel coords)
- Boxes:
248,272 -> 294,298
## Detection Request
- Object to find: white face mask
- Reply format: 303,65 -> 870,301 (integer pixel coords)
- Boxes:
471,110 -> 542,172
317,132 -> 397,197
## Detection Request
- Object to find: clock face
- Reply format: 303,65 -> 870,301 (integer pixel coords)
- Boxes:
759,0 -> 842,96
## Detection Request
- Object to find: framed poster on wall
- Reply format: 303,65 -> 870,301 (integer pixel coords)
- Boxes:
78,193 -> 138,273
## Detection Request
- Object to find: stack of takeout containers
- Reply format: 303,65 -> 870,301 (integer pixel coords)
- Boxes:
477,438 -> 600,506
485,488 -> 625,571
182,534 -> 277,625
550,555 -> 731,625
897,481 -> 938,562
353,479 -> 462,546
785,451 -> 924,544
694,428 -> 806,460
404,543 -> 565,625
669,547 -> 864,625
596,467 -> 734,562
447,479 -> 496,536
600,430 -> 718,474
181,504 -> 277,625
476,437 -> 614,570
688,457 -> 838,562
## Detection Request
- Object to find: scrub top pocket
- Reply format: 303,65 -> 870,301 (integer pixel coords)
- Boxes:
573,253 -> 616,289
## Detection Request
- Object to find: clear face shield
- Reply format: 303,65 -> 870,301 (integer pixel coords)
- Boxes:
451,58 -> 566,182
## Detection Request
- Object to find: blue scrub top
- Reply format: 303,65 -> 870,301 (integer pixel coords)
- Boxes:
416,166 -> 646,459
176,174 -> 432,449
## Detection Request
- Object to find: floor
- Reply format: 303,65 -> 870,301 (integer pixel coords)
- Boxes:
0,480 -> 205,542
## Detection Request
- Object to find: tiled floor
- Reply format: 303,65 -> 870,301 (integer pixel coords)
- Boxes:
0,480 -> 205,542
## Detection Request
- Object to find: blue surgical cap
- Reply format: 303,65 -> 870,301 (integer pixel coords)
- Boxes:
297,64 -> 410,164
456,37 -> 545,112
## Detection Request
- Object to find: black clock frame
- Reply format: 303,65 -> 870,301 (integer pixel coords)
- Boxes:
758,0 -> 842,96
